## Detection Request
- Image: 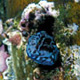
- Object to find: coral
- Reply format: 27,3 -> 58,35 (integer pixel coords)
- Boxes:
0,0 -> 80,80
20,0 -> 59,39
67,2 -> 80,26
70,45 -> 80,80
3,56 -> 15,80
11,45 -> 28,80
9,34 -> 21,46
0,45 -> 9,73
7,31 -> 23,49
0,19 -> 3,34
73,30 -> 80,45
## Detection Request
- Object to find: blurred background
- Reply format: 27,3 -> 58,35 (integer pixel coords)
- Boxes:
0,0 -> 76,21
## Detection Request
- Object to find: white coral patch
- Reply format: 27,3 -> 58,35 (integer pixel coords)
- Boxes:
47,9 -> 59,17
39,0 -> 54,9
21,0 -> 59,20
67,23 -> 79,35
74,0 -> 80,2
70,45 -> 80,79
0,19 -> 3,34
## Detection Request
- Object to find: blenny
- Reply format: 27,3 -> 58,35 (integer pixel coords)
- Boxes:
26,31 -> 60,66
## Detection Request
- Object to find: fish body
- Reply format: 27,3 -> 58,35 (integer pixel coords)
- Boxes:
26,31 -> 60,65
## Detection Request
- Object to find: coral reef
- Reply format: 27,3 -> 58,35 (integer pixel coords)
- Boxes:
0,0 -> 80,80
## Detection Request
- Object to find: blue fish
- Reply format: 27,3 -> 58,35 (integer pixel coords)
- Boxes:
26,31 -> 60,66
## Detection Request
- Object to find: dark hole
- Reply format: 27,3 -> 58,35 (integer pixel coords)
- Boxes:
5,73 -> 9,76
8,58 -> 10,61
0,41 -> 3,46
40,46 -> 53,52
34,72 -> 40,79
4,44 -> 8,53
21,23 -> 26,27
22,31 -> 28,37
33,50 -> 36,53
29,12 -> 35,21
43,38 -> 51,44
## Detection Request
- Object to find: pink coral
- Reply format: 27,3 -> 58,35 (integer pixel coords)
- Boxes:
0,45 -> 9,73
9,34 -> 21,46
